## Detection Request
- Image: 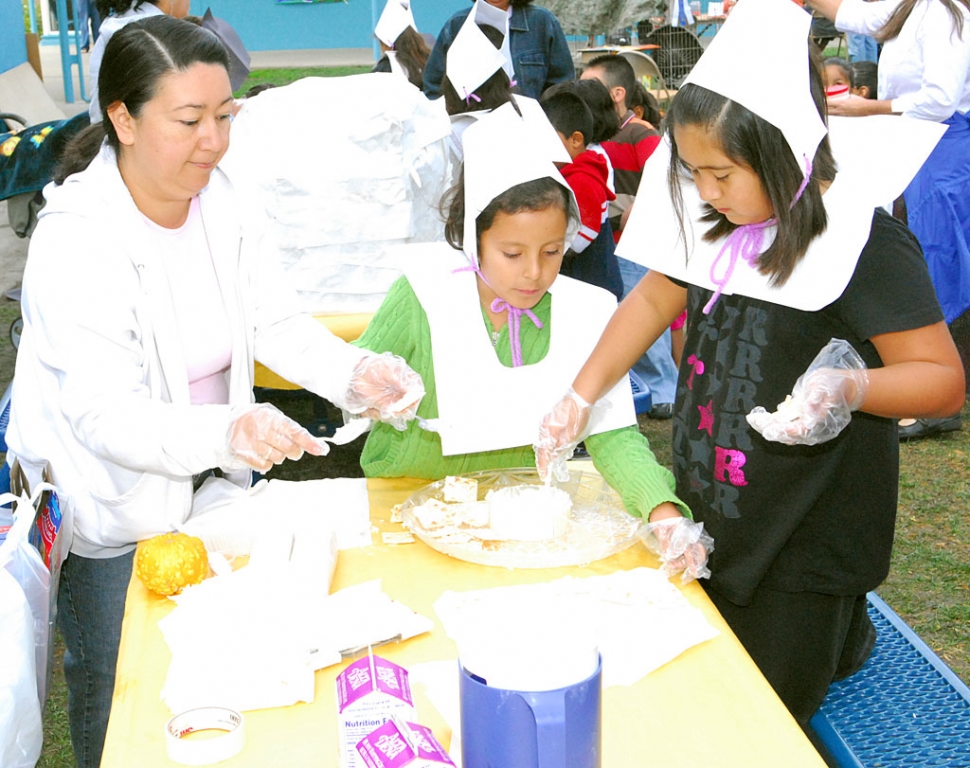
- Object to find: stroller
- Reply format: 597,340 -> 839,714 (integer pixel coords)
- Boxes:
1,110 -> 90,350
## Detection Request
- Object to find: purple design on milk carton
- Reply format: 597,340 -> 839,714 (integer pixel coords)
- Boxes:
355,719 -> 456,768
407,723 -> 455,765
337,656 -> 413,712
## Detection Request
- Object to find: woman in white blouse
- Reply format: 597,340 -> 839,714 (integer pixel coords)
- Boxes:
810,0 -> 970,439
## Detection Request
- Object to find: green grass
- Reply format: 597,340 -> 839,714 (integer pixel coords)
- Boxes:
234,65 -> 372,97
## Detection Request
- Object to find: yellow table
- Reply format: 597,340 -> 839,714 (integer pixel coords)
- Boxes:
103,479 -> 827,767
254,313 -> 373,390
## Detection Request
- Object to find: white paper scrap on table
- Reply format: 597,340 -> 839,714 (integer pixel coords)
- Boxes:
434,567 -> 719,689
182,476 -> 372,557
159,570 -> 434,715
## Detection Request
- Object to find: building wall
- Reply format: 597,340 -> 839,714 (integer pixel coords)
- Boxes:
196,0 -> 467,53
0,0 -> 28,73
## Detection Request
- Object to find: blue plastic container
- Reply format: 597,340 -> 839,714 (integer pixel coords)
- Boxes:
628,370 -> 652,415
460,654 -> 602,768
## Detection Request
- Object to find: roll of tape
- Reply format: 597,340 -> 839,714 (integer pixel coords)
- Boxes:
165,707 -> 246,766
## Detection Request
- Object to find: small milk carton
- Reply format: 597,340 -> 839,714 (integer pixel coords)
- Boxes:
336,655 -> 416,768
356,718 -> 456,768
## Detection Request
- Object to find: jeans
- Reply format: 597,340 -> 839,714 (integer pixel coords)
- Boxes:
617,257 -> 678,404
846,33 -> 878,63
58,550 -> 135,768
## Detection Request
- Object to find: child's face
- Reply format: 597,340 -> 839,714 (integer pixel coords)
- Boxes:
478,206 -> 568,311
824,65 -> 850,88
674,123 -> 774,226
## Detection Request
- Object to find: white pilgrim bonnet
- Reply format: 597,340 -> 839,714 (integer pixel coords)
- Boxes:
617,0 -> 945,311
460,101 -> 580,266
445,1 -> 514,100
683,0 -> 825,178
375,0 -> 416,48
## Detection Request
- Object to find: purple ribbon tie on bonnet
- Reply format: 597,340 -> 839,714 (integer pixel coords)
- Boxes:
453,264 -> 543,368
490,299 -> 543,368
702,156 -> 813,315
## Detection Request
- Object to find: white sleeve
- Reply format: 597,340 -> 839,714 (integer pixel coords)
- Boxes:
835,0 -> 901,35
890,4 -> 970,121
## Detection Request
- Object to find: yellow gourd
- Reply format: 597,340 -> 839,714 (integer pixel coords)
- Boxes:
135,532 -> 209,596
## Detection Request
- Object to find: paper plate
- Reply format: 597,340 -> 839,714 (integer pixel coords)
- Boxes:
400,467 -> 643,568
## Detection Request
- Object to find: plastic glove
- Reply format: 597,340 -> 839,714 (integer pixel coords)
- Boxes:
227,403 -> 325,472
534,388 -> 592,484
640,517 -> 714,584
343,352 -> 425,431
747,338 -> 869,447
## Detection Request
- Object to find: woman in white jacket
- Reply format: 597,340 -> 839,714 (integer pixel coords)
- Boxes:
6,16 -> 422,768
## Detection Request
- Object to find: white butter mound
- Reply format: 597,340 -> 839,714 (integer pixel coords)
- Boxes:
486,485 -> 572,541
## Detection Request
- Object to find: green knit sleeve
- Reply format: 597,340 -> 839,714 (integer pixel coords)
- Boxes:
585,426 -> 692,520
352,276 -> 422,358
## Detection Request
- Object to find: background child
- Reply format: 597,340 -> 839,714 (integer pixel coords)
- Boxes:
580,53 -> 678,420
823,55 -> 854,88
579,54 -> 661,237
540,89 -> 623,300
537,0 -> 963,748
371,0 -> 431,90
565,78 -> 622,195
851,59 -> 878,99
352,103 -> 705,578
628,80 -> 663,129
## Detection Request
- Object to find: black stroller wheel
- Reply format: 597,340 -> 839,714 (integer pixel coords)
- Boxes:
9,316 -> 22,350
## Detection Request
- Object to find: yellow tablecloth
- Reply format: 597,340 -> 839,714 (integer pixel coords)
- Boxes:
254,313 -> 373,390
102,478 -> 826,767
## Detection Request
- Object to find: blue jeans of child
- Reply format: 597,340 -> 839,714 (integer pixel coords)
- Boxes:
617,257 -> 678,404
57,549 -> 135,768
847,33 -> 878,63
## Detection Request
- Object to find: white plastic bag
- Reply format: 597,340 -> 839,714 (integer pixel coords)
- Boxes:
0,489 -> 51,768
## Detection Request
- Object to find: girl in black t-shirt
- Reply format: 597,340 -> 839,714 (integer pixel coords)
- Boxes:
534,0 -> 965,744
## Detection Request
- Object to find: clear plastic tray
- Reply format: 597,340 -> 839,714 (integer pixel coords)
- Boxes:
400,467 -> 643,569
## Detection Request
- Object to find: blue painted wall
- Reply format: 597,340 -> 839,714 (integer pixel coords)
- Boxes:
195,0 -> 467,53
0,0 -> 28,72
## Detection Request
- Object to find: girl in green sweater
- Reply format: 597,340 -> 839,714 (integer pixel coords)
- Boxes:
352,102 -> 710,580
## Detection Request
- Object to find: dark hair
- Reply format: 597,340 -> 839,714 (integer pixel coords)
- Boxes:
664,46 -> 837,287
443,171 -> 571,252
823,56 -> 853,87
391,26 -> 432,89
547,79 -> 619,144
95,0 -> 156,17
851,60 -> 878,99
55,15 -> 230,183
628,80 -> 661,127
443,23 -> 513,115
540,90 -> 593,147
583,54 -> 638,110
574,79 -> 620,143
877,0 -> 970,42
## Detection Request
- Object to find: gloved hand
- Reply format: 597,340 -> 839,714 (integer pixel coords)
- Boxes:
747,338 -> 869,446
534,388 -> 592,484
227,403 -> 325,472
641,516 -> 714,584
343,352 -> 425,431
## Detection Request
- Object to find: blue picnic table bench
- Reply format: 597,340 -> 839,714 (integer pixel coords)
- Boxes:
811,592 -> 970,767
